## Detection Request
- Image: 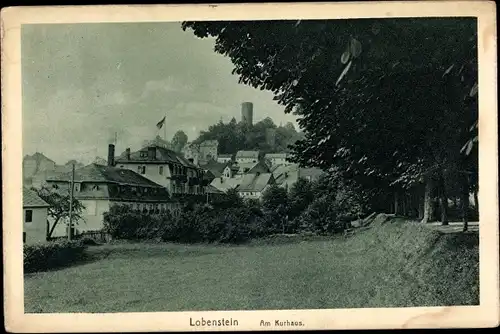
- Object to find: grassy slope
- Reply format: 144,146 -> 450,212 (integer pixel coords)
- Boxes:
24,219 -> 479,313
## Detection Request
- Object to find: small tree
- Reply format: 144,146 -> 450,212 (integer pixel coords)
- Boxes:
288,177 -> 315,220
32,186 -> 85,239
171,130 -> 189,153
211,188 -> 244,210
261,184 -> 290,233
262,184 -> 289,212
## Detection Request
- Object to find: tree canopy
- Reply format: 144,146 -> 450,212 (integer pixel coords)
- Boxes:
182,18 -> 478,199
193,116 -> 303,154
171,130 -> 189,152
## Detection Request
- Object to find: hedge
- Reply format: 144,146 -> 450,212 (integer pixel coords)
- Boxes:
103,204 -> 271,244
24,240 -> 87,273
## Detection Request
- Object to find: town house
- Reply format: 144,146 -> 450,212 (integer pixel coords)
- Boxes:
264,153 -> 291,167
23,187 -> 50,244
235,150 -> 260,164
46,162 -> 173,233
238,172 -> 276,199
114,144 -> 207,196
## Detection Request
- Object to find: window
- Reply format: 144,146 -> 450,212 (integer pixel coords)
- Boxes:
140,151 -> 147,158
159,166 -> 164,175
74,183 -> 80,192
137,166 -> 146,174
92,185 -> 100,191
25,210 -> 33,223
23,232 -> 26,243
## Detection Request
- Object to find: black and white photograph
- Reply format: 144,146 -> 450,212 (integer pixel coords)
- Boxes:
2,2 -> 498,331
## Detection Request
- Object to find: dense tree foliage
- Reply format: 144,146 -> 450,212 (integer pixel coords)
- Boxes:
182,18 -> 478,230
171,130 -> 189,152
193,116 -> 303,154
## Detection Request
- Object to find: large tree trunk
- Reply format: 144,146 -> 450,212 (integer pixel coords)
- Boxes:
421,177 -> 435,223
48,217 -> 61,238
473,189 -> 479,214
46,220 -> 50,241
418,185 -> 425,219
438,173 -> 449,226
394,191 -> 401,215
462,177 -> 470,232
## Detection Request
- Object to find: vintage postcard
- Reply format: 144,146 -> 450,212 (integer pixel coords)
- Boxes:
2,1 -> 499,332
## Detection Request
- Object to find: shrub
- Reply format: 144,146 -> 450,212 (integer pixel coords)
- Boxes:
103,205 -> 176,241
24,240 -> 87,273
295,194 -> 343,235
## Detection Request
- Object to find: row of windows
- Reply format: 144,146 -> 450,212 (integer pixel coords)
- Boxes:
115,203 -> 181,216
172,185 -> 205,194
132,164 -> 201,178
52,183 -> 99,192
241,192 -> 259,196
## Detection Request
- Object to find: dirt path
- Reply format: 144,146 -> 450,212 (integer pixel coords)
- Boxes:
425,221 -> 479,234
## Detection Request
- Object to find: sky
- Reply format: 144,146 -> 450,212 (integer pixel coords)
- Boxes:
22,22 -> 298,165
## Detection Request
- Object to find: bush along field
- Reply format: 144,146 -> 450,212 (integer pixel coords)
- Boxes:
24,240 -> 88,274
102,175 -> 369,244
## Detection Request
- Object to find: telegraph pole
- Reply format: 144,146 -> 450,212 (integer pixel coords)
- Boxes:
68,163 -> 75,241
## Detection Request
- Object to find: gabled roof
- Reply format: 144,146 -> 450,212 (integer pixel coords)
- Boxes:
116,145 -> 198,168
236,160 -> 270,175
272,164 -> 300,185
238,173 -> 275,192
200,160 -> 228,176
236,150 -> 259,159
46,163 -> 165,188
206,184 -> 224,194
23,187 -> 50,208
210,177 -> 242,193
265,153 -> 289,159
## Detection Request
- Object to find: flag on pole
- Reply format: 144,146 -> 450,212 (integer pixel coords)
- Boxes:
156,116 -> 166,129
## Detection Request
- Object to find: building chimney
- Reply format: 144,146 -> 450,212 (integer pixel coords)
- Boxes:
241,102 -> 254,126
126,148 -> 131,160
108,144 -> 115,167
148,146 -> 156,160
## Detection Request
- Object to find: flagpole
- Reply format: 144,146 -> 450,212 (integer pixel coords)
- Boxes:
164,112 -> 167,142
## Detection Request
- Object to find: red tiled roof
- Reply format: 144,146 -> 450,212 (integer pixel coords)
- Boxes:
23,187 -> 50,208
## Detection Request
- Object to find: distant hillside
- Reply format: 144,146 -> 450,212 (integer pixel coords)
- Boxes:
23,153 -> 84,188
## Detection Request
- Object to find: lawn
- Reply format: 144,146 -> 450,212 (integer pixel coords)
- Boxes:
24,221 -> 479,313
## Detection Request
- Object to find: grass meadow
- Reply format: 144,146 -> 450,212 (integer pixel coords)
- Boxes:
24,220 -> 479,313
